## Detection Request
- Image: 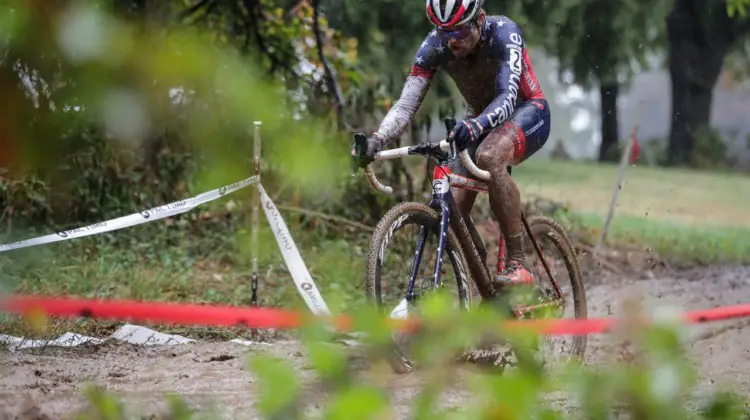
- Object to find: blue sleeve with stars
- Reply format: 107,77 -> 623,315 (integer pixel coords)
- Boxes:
473,18 -> 525,133
409,30 -> 448,79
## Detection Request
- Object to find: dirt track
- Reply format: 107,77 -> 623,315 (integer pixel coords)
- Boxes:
2,264 -> 750,419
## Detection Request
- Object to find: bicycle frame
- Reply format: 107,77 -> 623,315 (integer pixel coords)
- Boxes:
351,126 -> 564,318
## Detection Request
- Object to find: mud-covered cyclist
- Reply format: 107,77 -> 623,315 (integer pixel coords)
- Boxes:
361,0 -> 551,286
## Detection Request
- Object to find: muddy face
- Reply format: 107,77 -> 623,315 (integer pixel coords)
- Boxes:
445,14 -> 485,58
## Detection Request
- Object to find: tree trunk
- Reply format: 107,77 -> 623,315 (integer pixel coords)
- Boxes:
665,0 -> 745,166
667,21 -> 693,167
598,83 -> 619,162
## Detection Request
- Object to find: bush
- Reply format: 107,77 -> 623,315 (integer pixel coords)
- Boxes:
691,127 -> 729,170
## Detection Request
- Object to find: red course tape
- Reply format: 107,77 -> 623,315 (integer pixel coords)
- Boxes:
2,295 -> 750,336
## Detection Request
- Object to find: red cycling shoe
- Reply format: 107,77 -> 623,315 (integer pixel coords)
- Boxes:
494,260 -> 534,286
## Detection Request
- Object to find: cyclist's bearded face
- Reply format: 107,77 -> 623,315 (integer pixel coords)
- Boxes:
441,14 -> 484,58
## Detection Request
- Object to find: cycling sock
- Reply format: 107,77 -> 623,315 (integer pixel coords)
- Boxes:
505,233 -> 525,265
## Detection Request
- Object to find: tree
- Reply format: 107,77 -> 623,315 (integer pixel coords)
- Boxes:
324,0 -> 464,136
504,0 -> 670,163
0,0 -> 356,225
665,0 -> 750,166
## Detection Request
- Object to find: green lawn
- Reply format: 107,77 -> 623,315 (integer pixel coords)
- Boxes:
513,158 -> 750,228
0,213 -> 370,339
512,158 -> 750,264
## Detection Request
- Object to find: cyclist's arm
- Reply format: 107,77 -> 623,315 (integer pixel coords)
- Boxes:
464,104 -> 478,119
472,20 -> 524,133
373,33 -> 442,146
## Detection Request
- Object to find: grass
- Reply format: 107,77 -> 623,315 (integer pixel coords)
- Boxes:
513,158 -> 750,229
0,205 -> 371,340
511,158 -> 750,264
559,211 -> 750,265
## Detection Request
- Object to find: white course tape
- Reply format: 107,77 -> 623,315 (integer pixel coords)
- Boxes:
0,173 -> 333,317
0,324 -> 191,351
0,324 -> 360,353
0,175 -> 260,253
258,183 -> 330,316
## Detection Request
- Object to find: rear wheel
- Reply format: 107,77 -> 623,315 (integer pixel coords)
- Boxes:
365,202 -> 473,374
466,214 -> 588,372
516,215 -> 588,368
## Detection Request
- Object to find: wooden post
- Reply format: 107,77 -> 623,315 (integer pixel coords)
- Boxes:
595,102 -> 644,251
251,121 -> 262,339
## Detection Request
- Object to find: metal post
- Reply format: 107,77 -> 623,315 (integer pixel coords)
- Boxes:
251,121 -> 262,339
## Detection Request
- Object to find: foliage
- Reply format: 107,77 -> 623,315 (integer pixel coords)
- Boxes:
690,127 -> 729,169
176,0 -> 361,127
727,0 -> 750,18
63,292 -> 750,419
0,0 -> 364,230
0,0 -> 383,338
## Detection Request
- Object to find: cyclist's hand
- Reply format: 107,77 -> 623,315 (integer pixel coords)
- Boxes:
363,134 -> 384,165
449,119 -> 483,152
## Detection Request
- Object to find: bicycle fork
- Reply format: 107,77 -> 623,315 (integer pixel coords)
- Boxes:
403,176 -> 453,306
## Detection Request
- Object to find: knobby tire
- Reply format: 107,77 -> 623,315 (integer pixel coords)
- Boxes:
522,214 -> 588,361
365,201 -> 473,373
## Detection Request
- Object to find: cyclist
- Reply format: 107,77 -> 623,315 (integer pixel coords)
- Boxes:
361,0 -> 550,287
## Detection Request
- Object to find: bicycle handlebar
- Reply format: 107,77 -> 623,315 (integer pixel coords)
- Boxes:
350,117 -> 491,194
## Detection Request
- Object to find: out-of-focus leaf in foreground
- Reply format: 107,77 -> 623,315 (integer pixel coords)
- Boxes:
1,0 -> 346,198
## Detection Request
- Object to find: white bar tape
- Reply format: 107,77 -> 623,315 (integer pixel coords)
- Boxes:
0,175 -> 260,253
258,183 -> 331,316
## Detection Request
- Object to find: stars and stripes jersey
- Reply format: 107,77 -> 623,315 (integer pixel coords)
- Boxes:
373,15 -> 545,143
417,15 -> 544,131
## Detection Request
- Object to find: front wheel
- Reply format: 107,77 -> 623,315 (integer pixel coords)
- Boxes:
365,202 -> 473,374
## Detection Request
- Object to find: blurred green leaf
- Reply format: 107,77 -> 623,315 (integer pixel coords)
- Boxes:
77,384 -> 126,420
248,354 -> 301,419
324,385 -> 389,420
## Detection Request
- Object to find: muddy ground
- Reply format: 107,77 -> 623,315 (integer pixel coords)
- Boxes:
2,264 -> 750,419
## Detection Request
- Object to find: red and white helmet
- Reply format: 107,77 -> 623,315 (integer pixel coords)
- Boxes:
426,0 -> 485,28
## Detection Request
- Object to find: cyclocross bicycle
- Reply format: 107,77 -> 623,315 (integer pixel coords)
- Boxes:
351,117 -> 588,374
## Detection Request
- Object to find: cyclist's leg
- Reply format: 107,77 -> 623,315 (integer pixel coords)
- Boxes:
474,99 -> 551,284
447,143 -> 487,264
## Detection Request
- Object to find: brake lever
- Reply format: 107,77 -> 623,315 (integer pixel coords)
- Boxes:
350,132 -> 368,175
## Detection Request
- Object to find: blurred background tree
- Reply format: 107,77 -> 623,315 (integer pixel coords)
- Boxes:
514,0 -> 671,162
666,0 -> 750,166
2,0 -> 750,229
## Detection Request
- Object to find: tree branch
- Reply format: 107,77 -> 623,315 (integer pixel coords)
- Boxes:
276,204 -> 374,232
243,0 -> 299,79
179,0 -> 216,21
310,0 -> 348,130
